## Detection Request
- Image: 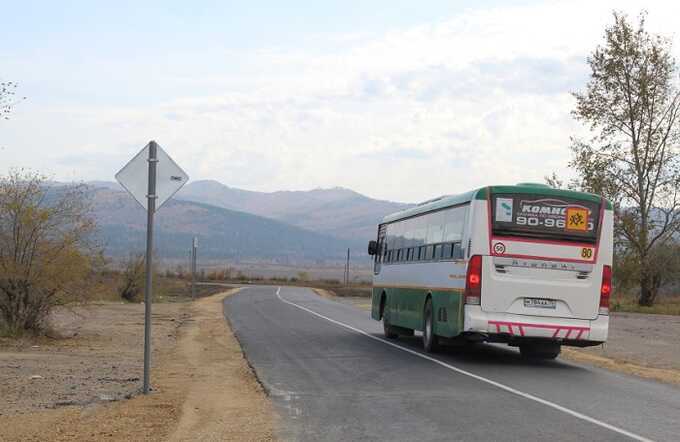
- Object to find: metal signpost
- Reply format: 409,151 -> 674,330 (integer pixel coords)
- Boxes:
115,141 -> 189,394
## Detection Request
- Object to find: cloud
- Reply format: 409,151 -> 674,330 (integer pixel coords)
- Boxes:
357,147 -> 432,161
3,0 -> 680,202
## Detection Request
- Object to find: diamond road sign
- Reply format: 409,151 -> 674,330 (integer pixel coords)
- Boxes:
115,142 -> 189,212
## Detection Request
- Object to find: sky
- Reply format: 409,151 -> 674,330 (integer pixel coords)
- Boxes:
2,0 -> 680,203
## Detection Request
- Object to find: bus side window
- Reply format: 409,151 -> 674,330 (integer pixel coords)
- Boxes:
442,243 -> 453,259
433,244 -> 442,260
453,242 -> 463,259
425,245 -> 434,261
443,205 -> 467,243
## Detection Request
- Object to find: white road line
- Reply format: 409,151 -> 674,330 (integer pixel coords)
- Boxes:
274,286 -> 654,442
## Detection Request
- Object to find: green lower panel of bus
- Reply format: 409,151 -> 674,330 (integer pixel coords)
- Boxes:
371,286 -> 464,338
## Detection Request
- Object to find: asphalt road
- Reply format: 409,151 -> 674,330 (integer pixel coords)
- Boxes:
223,286 -> 680,442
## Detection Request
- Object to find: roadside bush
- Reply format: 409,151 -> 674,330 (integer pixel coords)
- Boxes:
118,254 -> 146,302
0,170 -> 99,335
174,265 -> 187,280
268,276 -> 288,283
206,267 -> 235,281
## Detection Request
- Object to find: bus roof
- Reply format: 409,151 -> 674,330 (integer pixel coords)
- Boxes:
381,184 -> 611,224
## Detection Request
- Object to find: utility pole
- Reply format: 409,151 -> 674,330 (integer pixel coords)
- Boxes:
191,237 -> 198,299
345,248 -> 350,287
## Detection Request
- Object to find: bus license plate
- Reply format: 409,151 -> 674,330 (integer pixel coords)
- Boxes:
524,298 -> 556,309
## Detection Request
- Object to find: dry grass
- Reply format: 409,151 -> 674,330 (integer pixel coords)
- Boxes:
610,292 -> 680,316
86,273 -> 225,304
561,348 -> 680,386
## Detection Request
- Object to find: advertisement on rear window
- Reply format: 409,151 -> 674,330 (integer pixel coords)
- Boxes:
492,194 -> 600,241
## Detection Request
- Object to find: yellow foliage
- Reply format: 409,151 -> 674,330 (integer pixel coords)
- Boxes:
0,169 -> 100,334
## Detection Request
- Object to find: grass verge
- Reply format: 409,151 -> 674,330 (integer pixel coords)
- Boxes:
610,293 -> 680,315
561,348 -> 680,386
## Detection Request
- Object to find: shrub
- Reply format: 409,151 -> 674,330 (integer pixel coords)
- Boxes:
118,254 -> 146,302
0,170 -> 99,335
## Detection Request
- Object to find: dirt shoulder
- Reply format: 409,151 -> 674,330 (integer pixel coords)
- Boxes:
168,291 -> 275,441
316,289 -> 680,386
561,312 -> 680,386
0,291 -> 276,441
312,288 -> 372,311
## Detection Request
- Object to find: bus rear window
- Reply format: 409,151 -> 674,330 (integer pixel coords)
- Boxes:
491,193 -> 600,242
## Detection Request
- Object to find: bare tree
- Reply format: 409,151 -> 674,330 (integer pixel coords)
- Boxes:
1,81 -> 23,120
569,11 -> 680,306
0,170 -> 99,334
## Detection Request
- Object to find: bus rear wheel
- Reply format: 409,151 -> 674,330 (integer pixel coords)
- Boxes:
383,310 -> 398,339
422,298 -> 439,353
519,342 -> 561,360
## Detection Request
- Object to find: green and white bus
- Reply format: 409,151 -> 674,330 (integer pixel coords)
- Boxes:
367,183 -> 613,359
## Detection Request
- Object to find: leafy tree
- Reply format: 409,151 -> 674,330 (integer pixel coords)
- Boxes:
613,239 -> 680,297
569,11 -> 680,306
0,170 -> 99,334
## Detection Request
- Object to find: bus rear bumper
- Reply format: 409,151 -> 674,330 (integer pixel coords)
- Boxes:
463,305 -> 608,347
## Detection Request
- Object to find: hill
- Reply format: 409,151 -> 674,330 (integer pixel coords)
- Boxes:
176,180 -> 411,241
87,186 -> 364,262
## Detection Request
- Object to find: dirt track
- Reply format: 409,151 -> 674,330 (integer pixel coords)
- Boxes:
0,292 -> 275,441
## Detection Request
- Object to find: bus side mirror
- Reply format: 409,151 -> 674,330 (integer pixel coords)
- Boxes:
368,240 -> 378,256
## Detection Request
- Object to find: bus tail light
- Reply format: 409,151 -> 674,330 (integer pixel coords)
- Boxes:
599,265 -> 612,315
464,255 -> 483,305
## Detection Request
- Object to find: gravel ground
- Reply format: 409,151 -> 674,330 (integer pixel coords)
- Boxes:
0,292 -> 275,441
574,312 -> 680,370
0,302 -> 188,416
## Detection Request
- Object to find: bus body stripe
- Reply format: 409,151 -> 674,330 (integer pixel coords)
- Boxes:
492,252 -> 595,264
488,321 -> 589,340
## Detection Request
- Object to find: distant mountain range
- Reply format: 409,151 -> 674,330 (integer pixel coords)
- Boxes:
176,180 -> 411,241
85,181 -> 412,261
